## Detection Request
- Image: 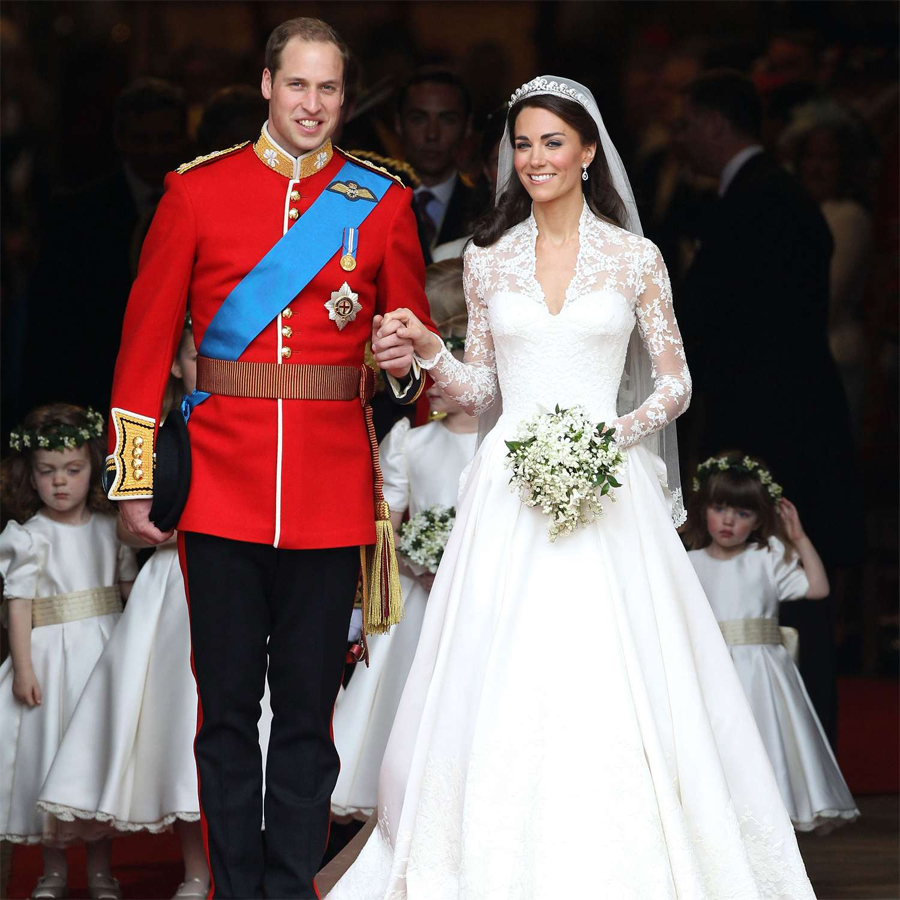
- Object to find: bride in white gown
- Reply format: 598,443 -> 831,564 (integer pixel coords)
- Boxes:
328,77 -> 815,900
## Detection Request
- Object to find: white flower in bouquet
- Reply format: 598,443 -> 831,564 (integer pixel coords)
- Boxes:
504,404 -> 627,542
399,505 -> 456,574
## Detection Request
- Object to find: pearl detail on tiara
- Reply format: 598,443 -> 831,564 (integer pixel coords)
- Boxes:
509,77 -> 591,110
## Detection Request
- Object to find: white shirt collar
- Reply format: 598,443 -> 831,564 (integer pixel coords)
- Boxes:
415,171 -> 457,207
719,145 -> 764,197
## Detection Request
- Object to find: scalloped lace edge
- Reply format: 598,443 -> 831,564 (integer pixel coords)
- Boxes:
792,807 -> 860,833
34,801 -> 200,834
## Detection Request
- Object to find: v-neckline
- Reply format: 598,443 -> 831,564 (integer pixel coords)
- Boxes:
528,201 -> 587,317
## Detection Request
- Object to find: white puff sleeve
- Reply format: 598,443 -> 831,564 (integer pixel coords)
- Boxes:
769,537 -> 810,601
380,417 -> 412,515
0,520 -> 44,600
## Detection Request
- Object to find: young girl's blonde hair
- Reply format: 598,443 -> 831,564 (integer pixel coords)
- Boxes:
683,450 -> 794,557
2,403 -> 111,526
425,258 -> 466,346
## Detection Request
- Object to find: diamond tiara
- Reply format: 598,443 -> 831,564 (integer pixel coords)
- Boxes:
509,77 -> 590,110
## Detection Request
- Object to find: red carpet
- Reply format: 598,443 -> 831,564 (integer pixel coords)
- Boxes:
7,677 -> 898,898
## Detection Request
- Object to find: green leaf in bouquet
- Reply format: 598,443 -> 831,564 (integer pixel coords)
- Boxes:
601,483 -> 610,495
607,475 -> 621,488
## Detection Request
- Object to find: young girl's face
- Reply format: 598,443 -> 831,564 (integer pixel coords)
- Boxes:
30,447 -> 92,515
705,503 -> 759,550
426,381 -> 466,417
171,329 -> 198,394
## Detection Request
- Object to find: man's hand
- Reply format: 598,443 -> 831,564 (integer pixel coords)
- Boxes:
373,309 -> 443,378
371,314 -> 415,378
119,498 -> 174,545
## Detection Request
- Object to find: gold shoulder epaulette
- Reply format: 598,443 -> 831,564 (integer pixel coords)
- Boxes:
338,148 -> 410,188
176,141 -> 249,175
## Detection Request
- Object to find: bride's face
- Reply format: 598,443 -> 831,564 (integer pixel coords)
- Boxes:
513,106 -> 595,204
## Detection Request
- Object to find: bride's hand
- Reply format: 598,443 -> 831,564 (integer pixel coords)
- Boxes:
375,309 -> 443,364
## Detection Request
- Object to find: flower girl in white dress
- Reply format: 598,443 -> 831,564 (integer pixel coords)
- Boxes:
0,404 -> 137,900
685,452 -> 859,834
328,76 -> 816,899
332,260 -> 478,821
37,324 -> 273,899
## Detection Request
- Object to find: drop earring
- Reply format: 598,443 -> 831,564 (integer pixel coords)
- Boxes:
582,163 -> 589,182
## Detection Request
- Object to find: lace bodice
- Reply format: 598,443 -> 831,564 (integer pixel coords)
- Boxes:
423,203 -> 691,446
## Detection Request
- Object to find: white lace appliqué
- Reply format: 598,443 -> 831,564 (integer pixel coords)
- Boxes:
427,204 -> 691,450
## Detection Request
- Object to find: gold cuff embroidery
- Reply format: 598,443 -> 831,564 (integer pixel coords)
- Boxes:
107,408 -> 155,499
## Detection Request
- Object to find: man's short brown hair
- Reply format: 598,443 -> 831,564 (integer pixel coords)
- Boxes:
264,17 -> 350,80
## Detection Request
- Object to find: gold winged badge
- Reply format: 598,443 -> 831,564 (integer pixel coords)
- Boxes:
326,180 -> 378,203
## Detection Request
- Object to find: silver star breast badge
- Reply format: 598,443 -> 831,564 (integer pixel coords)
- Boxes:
325,282 -> 362,331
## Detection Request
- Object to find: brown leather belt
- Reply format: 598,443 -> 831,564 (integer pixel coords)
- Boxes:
196,356 -> 365,401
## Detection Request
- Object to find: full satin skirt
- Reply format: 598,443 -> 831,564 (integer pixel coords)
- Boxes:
727,644 -> 858,834
0,612 -> 120,844
332,574 -> 429,820
37,547 -> 201,840
326,421 -> 816,900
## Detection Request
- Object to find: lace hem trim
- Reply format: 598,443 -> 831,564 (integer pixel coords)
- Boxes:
1,833 -> 44,845
792,807 -> 860,833
35,800 -> 200,834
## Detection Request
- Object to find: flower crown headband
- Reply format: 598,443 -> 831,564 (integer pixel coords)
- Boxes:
509,77 -> 591,111
9,408 -> 105,453
693,456 -> 784,502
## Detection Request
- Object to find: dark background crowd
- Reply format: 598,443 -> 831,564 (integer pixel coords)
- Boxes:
1,1 -> 897,724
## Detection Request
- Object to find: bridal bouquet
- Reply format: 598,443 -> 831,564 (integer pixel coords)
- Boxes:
399,505 -> 456,574
505,405 -> 627,542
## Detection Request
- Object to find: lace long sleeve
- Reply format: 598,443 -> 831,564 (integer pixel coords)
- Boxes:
612,243 -> 691,448
418,245 -> 499,416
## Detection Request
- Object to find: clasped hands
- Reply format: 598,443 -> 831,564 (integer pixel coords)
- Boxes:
371,309 -> 443,376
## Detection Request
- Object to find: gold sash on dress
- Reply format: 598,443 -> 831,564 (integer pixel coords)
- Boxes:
30,587 -> 122,628
718,617 -> 782,646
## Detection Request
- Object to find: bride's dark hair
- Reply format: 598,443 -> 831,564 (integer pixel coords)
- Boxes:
472,93 -> 627,247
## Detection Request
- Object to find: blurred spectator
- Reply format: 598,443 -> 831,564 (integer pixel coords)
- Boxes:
631,43 -> 716,289
431,105 -> 505,262
20,79 -> 190,422
395,69 -> 476,263
196,85 -> 268,154
675,69 -> 864,743
782,102 -> 876,434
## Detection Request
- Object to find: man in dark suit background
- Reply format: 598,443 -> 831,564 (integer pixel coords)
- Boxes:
675,70 -> 864,744
395,70 -> 477,263
20,79 -> 189,420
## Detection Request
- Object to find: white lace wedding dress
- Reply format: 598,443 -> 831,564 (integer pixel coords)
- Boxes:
327,203 -> 815,899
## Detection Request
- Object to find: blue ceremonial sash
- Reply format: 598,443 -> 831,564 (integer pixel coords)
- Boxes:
182,160 -> 392,420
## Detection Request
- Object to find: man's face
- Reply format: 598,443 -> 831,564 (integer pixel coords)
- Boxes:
397,82 -> 469,184
116,107 -> 188,187
262,38 -> 344,156
671,96 -> 718,178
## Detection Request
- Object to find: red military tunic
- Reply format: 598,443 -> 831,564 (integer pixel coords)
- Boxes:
107,126 -> 436,549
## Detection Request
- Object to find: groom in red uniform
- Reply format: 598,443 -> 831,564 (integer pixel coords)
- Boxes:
105,18 -> 436,899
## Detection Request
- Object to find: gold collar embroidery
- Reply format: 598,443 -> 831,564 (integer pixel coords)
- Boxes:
253,125 -> 333,179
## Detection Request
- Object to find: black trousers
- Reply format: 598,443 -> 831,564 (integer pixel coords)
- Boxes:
180,532 -> 358,899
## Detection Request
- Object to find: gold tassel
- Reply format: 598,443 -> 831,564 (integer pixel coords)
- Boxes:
363,501 -> 404,634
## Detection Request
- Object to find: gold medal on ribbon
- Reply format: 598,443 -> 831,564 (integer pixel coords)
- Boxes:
339,227 -> 358,272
